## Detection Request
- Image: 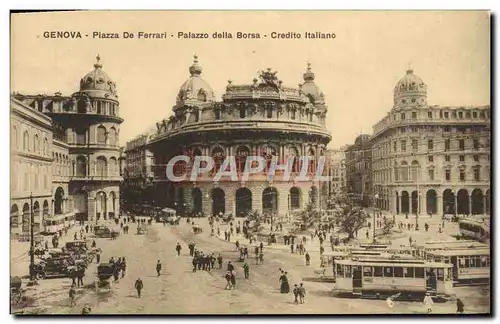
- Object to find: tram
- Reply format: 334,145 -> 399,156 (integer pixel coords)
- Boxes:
416,240 -> 487,259
44,216 -> 66,234
425,246 -> 490,284
333,256 -> 454,298
458,219 -> 490,242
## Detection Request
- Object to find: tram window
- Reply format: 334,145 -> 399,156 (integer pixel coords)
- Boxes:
414,268 -> 425,278
336,264 -> 344,277
345,265 -> 352,277
403,267 -> 414,278
384,267 -> 393,277
437,269 -> 444,281
481,256 -> 489,267
394,267 -> 404,278
363,266 -> 373,277
373,266 -> 383,277
464,258 -> 470,268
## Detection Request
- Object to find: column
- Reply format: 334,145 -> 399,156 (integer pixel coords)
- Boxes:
468,195 -> 472,215
420,192 -> 427,215
201,187 -> 211,216
483,195 -> 487,215
454,194 -> 458,215
437,195 -> 443,216
51,200 -> 55,217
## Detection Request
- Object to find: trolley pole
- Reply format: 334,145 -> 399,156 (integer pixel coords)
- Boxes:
29,192 -> 35,283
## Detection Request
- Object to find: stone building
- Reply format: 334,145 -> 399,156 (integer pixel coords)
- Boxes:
326,146 -> 347,196
144,56 -> 331,218
13,55 -> 124,223
371,67 -> 491,217
345,134 -> 372,207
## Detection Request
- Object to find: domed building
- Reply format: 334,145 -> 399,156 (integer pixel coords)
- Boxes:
146,56 -> 331,218
13,55 -> 124,224
371,66 -> 491,219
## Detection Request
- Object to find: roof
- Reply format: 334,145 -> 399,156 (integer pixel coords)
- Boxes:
336,258 -> 452,268
427,248 -> 490,257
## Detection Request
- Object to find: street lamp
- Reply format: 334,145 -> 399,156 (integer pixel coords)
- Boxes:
373,193 -> 379,243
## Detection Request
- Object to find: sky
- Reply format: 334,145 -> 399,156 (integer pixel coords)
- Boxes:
10,11 -> 490,149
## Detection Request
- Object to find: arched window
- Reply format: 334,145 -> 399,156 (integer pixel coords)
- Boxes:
96,156 -> 108,177
23,131 -> 29,151
34,134 -> 40,153
266,107 -> 273,118
108,127 -> 117,146
97,126 -> 107,145
43,138 -> 48,155
401,161 -> 409,181
197,90 -> 207,102
76,156 -> 87,177
75,128 -> 86,145
239,107 -> 246,118
211,147 -> 225,174
289,147 -> 299,173
96,101 -> 103,114
109,157 -> 117,176
12,126 -> 18,149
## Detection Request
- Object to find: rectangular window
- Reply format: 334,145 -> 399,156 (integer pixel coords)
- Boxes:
473,139 -> 479,150
444,126 -> 450,132
401,140 -> 406,152
459,139 -> 465,150
384,267 -> 393,277
363,266 -> 373,277
428,139 -> 433,150
373,267 -> 383,277
401,113 -> 405,120
428,169 -> 434,180
458,111 -> 463,118
445,169 -> 451,181
394,267 -> 404,278
428,111 -> 433,119
345,265 -> 352,278
480,111 -> 485,118
401,128 -> 406,133
336,264 -> 344,277
445,139 -> 450,151
393,141 -> 397,152
459,155 -> 465,162
437,269 -> 445,280
473,111 -> 478,118
414,267 -> 425,278
412,139 -> 418,151
473,155 -> 479,162
474,168 -> 480,181
460,171 -> 465,181
412,112 -> 417,119
428,155 -> 433,162
445,155 -> 450,162
439,111 -> 443,118
444,112 -> 449,118
403,267 -> 414,278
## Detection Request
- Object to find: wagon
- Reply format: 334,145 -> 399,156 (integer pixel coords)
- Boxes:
10,276 -> 24,306
97,263 -> 116,289
95,226 -> 120,239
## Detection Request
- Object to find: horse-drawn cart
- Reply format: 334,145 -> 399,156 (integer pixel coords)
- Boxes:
97,263 -> 115,289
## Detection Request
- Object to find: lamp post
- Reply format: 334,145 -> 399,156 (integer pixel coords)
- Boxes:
373,193 -> 379,243
29,192 -> 35,282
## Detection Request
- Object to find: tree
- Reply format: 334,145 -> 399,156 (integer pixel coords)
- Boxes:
296,203 -> 321,231
333,195 -> 370,240
381,217 -> 396,235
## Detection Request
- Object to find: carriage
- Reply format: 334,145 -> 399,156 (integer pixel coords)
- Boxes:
97,263 -> 116,289
95,226 -> 120,239
10,276 -> 25,307
192,225 -> 203,234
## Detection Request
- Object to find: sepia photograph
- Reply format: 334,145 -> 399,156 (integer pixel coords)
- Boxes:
9,10 -> 491,315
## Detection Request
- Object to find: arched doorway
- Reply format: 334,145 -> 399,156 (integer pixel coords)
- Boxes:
235,188 -> 252,217
457,189 -> 469,215
43,200 -> 49,218
309,186 -> 318,208
22,203 -> 30,233
395,192 -> 400,214
211,188 -> 225,216
33,201 -> 40,232
471,189 -> 484,215
54,187 -> 64,215
97,191 -> 107,220
10,204 -> 19,231
73,190 -> 88,221
289,187 -> 301,210
426,190 -> 437,215
485,189 -> 490,215
401,191 -> 409,214
443,189 -> 455,215
191,188 -> 202,215
262,187 -> 278,214
411,191 -> 418,214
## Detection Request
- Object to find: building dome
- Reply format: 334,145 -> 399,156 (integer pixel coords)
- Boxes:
393,67 -> 427,108
176,55 -> 215,104
300,62 -> 325,105
79,55 -> 117,99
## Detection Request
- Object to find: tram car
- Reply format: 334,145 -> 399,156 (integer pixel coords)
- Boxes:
333,256 -> 454,298
458,219 -> 490,242
424,246 -> 490,285
417,240 -> 487,259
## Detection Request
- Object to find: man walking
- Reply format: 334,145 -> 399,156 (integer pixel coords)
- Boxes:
175,242 -> 182,256
298,283 -> 306,304
293,284 -> 300,304
243,262 -> 250,279
134,277 -> 143,298
69,284 -> 77,307
156,260 -> 162,276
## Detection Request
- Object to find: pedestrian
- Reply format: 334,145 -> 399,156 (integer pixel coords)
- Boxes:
305,252 -> 311,266
175,242 -> 182,256
259,252 -> 264,265
69,284 -> 77,307
156,260 -> 162,276
456,298 -> 464,313
230,270 -> 236,289
290,243 -> 294,254
217,254 -> 223,269
425,223 -> 429,232
259,241 -> 264,253
298,283 -> 306,304
243,262 -> 250,279
96,251 -> 101,264
423,293 -> 434,314
121,257 -> 127,278
225,271 -> 232,290
134,277 -> 143,298
227,261 -> 235,272
279,271 -> 290,293
293,284 -> 300,304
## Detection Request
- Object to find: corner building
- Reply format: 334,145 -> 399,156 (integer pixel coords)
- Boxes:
371,68 -> 491,217
13,56 -> 124,223
147,56 -> 331,217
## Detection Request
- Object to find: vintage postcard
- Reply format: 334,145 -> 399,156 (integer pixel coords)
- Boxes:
9,10 -> 490,315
